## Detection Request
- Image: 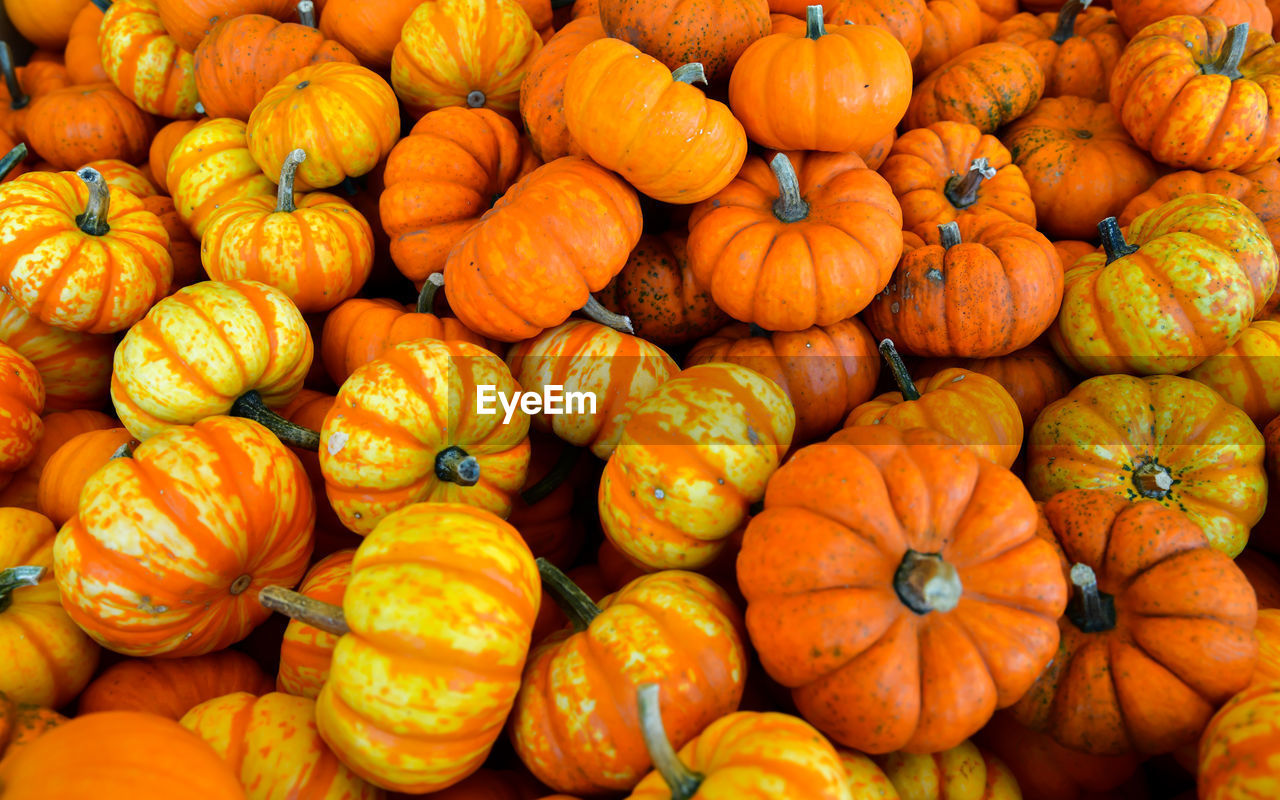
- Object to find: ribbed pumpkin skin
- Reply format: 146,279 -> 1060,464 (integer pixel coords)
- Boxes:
906,43 -> 1046,134
1184,319 -> 1280,427
1113,0 -> 1272,38
1198,681 -> 1280,799
99,0 -> 200,119
914,0 -> 985,78
685,319 -> 881,445
1029,374 -> 1265,557
24,84 -> 154,170
563,39 -> 747,205
110,280 -> 313,442
1110,16 -> 1280,171
391,0 -> 543,117
182,692 -> 380,799
167,118 -> 277,239
317,0 -> 421,70
277,549 -> 353,699
36,427 -> 133,527
912,343 -> 1076,433
89,159 -> 158,197
65,4 -> 108,85
443,156 -> 643,343
996,6 -> 1126,103
320,339 -> 531,535
381,107 -> 541,286
506,321 -> 680,459
1253,610 -> 1280,684
154,0 -> 296,51
1051,194 -> 1278,376
0,409 -> 114,511
686,150 -> 904,331
77,650 -> 273,717
0,344 -> 44,490
879,121 -> 1037,231
599,363 -> 795,571
0,294 -> 113,413
877,739 -> 1020,799
975,711 -> 1140,800
148,119 -> 198,196
0,508 -> 99,708
837,750 -> 898,799
598,0 -> 769,82
0,171 -> 171,334
316,503 -> 539,793
247,62 -> 401,192
519,16 -> 607,162
54,416 -> 315,657
511,571 -> 746,795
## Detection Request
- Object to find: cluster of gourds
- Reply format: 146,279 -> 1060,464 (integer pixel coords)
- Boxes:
2,0 -> 1280,796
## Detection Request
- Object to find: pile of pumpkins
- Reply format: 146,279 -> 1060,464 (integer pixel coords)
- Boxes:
2,0 -> 1280,796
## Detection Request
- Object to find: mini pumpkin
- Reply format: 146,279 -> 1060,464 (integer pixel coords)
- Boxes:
0,293 -> 114,412
519,15 -> 608,162
914,0 -> 985,77
0,691 -> 66,764
1198,681 -> 1280,799
167,117 -> 277,238
64,4 -> 108,85
997,0 -> 1126,103
24,83 -> 154,170
276,549 -> 353,699
1113,0 -> 1272,38
36,427 -> 135,527
975,711 -> 1140,800
77,649 -> 273,718
911,343 -> 1076,433
153,0 -> 297,51
0,343 -> 43,492
0,409 -> 114,511
876,739 -> 1020,799
148,119 -> 198,196
905,42 -> 1046,133
822,0 -> 927,59
99,0 -> 200,118
1184,319 -> 1280,427
316,0 -> 421,70
598,0 -> 770,82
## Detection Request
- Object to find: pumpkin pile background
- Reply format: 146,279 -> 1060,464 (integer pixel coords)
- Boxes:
3,0 -> 1280,796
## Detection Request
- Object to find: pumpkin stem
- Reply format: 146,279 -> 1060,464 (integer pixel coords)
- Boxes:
109,440 -> 136,459
296,0 -> 316,27
75,168 -> 111,236
417,273 -> 444,314
636,683 -> 704,800
0,566 -> 44,615
944,158 -> 996,209
671,63 -> 707,86
258,585 -> 350,636
466,90 -> 487,108
0,43 -> 29,111
1097,217 -> 1138,264
878,339 -> 920,401
1131,456 -> 1175,499
275,148 -> 307,214
579,296 -> 635,334
435,445 -> 480,486
1066,563 -> 1116,633
806,5 -> 826,39
536,557 -> 601,632
0,142 -> 26,180
90,0 -> 112,10
770,153 -> 810,223
894,550 -> 962,614
1203,22 -> 1249,79
521,444 -> 581,506
1050,0 -> 1090,44
231,390 -> 320,451
938,221 -> 962,249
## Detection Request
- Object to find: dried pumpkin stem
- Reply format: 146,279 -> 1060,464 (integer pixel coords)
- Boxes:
1066,563 -> 1116,633
297,0 -> 316,27
109,440 -> 136,459
945,158 -> 996,209
1203,23 -> 1249,79
75,168 -> 111,236
417,273 -> 445,314
275,148 -> 307,214
90,0 -> 112,10
537,557 -> 601,631
0,43 -> 28,111
0,142 -> 26,181
878,339 -> 920,401
671,63 -> 707,86
521,445 -> 581,506
1050,0 -> 1090,44
258,585 -> 350,635
938,221 -> 962,249
806,5 -> 826,39
894,551 -> 962,614
231,390 -> 321,452
770,153 -> 810,223
0,566 -> 44,614
435,445 -> 481,486
579,296 -> 635,334
637,683 -> 704,800
1097,217 -> 1138,264
466,90 -> 487,108
1132,457 -> 1174,499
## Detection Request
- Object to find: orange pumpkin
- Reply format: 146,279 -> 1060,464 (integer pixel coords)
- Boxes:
1198,681 -> 1280,799
912,343 -> 1076,433
975,711 -> 1141,800
2,0 -> 86,50
316,0 -> 422,70
77,649 -> 273,718
0,409 -> 115,512
64,4 -> 108,85
914,0 -> 985,77
154,0 -> 296,51
0,691 -> 66,764
996,0 -> 1126,103
276,549 -> 353,699
0,293 -> 114,412
1113,0 -> 1272,38
99,0 -> 200,118
24,84 -> 154,170
905,42 -> 1046,133
598,0 -> 769,82
35,427 -> 134,527
519,15 -> 607,162
0,343 -> 44,492
167,117 -> 276,239
86,159 -> 158,198
147,119 -> 198,196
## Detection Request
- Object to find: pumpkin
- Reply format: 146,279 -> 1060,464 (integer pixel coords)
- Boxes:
194,11 -> 358,121
506,320 -> 680,459
914,0 -> 985,78
1254,610 -> 1280,684
996,0 -> 1126,103
597,233 -> 729,347
519,15 -> 608,162
1113,0 -> 1272,38
685,318 -> 881,445
600,363 -> 794,571
317,0 -> 421,70
24,84 -> 154,170
507,433 -> 591,569
64,4 -> 108,85
878,120 -> 1038,231
320,339 -> 531,534
1010,490 -> 1257,754
1053,238 -> 1095,268
905,42 -> 1046,133
1198,680 -> 1280,798
975,712 -> 1140,800
153,0 -> 296,51
391,0 -> 543,118
147,119 -> 198,196
836,751 -> 898,799
381,106 -> 541,287
36,427 -> 134,526
110,280 -> 313,443
911,343 -> 1076,433
99,0 -> 200,119
0,508 -> 98,708
820,0 -> 927,60
77,650 -> 273,717
0,409 -> 115,512
181,691 -> 379,798
598,0 -> 770,82
86,159 -> 158,198
1027,373 -> 1266,557
0,711 -> 247,799
1002,97 -> 1159,240
686,151 -> 904,331
0,46 -> 73,145
246,62 -> 400,192
864,217 -> 1063,359
167,117 -> 277,239
2,0 -> 84,50
738,424 -> 1067,754
511,563 -> 747,794
0,293 -> 114,412
1051,195 -> 1278,375
0,344 -> 44,492
563,39 -> 746,205
443,156 -> 643,343
0,691 -> 66,764
728,8 -> 912,155
54,415 -> 315,657
845,340 -> 1024,468
531,561 -> 606,645
0,139 -> 24,183
143,195 -> 204,291
1110,16 -> 1280,171
1184,320 -> 1280,427
876,739 -> 1020,799
276,549 -> 353,699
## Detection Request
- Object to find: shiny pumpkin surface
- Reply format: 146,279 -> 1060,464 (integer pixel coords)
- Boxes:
914,0 -> 985,79
99,0 -> 200,118
599,363 -> 795,571
34,426 -> 131,527
996,4 -> 1126,103
111,280 -> 313,441
320,339 -> 531,535
53,416 -> 315,657
1198,680 -> 1280,799
905,42 -> 1045,134
876,739 -> 1020,800
0,291 -> 113,412
77,649 -> 273,718
0,343 -> 43,490
1184,319 -> 1280,427
167,117 -> 277,239
316,503 -> 539,793
1028,374 -> 1265,557
277,549 -> 354,699
519,15 -> 607,162
317,0 -> 421,70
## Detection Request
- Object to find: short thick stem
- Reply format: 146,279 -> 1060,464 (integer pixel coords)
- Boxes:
878,339 -> 920,401
89,0 -> 112,10
894,551 -> 962,614
770,153 -> 810,223
671,63 -> 707,86
0,142 -> 26,181
0,43 -> 28,111
466,90 -> 486,108
637,684 -> 704,800
435,445 -> 480,486
1132,457 -> 1174,499
258,585 -> 349,635
1066,563 -> 1116,633
232,390 -> 320,451
579,296 -> 634,334
110,440 -> 135,459
275,149 -> 307,213
537,557 -> 601,632
0,566 -> 44,614
1203,23 -> 1249,79
297,0 -> 316,27
944,158 -> 995,209
938,221 -> 962,249
806,5 -> 826,39
521,445 -> 580,506
1097,217 -> 1138,264
417,273 -> 444,314
75,168 -> 111,236
1050,0 -> 1090,44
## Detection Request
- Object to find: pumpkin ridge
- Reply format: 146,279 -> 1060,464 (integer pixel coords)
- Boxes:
1122,241 -> 1217,357
1,611 -> 67,703
356,553 -> 537,625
